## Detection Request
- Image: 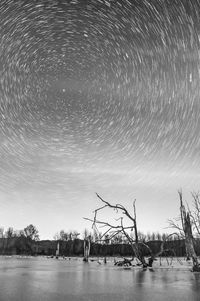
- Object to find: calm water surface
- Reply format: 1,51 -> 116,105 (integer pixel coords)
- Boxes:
0,257 -> 200,301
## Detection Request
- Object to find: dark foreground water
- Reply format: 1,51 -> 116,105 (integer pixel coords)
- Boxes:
0,257 -> 200,301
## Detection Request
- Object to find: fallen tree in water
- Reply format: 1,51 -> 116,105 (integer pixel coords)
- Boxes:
114,257 -> 133,266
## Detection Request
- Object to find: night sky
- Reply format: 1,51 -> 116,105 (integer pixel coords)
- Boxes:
1,0 -> 200,239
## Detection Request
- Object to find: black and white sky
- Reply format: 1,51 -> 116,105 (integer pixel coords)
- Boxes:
1,0 -> 200,239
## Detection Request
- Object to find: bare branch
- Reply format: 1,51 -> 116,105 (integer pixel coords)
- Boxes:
133,199 -> 137,220
167,218 -> 184,234
84,217 -> 124,230
96,193 -> 136,223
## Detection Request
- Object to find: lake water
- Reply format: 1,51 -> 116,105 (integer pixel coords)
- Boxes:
0,257 -> 200,301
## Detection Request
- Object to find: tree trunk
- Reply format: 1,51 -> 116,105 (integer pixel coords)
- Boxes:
183,213 -> 199,271
83,238 -> 90,262
132,244 -> 148,267
132,204 -> 148,267
180,195 -> 200,272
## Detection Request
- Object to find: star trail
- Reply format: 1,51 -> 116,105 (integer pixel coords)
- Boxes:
1,0 -> 200,238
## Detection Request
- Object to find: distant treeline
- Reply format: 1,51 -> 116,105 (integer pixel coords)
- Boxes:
1,236 -> 200,257
0,224 -> 200,257
0,225 -> 189,243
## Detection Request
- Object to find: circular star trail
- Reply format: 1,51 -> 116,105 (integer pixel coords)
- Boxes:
1,0 -> 200,237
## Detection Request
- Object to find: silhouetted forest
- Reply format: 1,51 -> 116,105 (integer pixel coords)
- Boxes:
0,223 -> 200,257
1,236 -> 200,257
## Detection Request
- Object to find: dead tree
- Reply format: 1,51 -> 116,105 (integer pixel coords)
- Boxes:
190,192 -> 200,237
84,193 -> 163,268
169,191 -> 200,239
83,236 -> 91,262
178,191 -> 200,272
